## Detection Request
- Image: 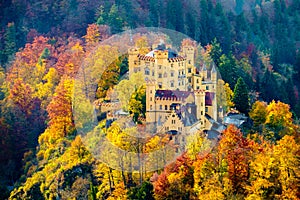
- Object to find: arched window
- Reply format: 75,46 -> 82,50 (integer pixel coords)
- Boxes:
145,67 -> 150,75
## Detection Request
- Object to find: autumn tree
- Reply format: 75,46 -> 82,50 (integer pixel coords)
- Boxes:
246,135 -> 300,199
265,100 -> 294,139
128,84 -> 146,123
96,57 -> 121,99
38,77 -> 75,155
134,36 -> 149,55
35,67 -> 60,108
273,135 -> 300,199
249,101 -> 267,130
218,125 -> 250,195
115,72 -> 144,111
153,154 -> 194,199
217,79 -> 234,113
6,36 -> 53,86
83,23 -> 111,50
84,24 -> 102,45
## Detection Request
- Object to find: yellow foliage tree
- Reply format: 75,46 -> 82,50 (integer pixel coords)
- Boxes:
249,101 -> 267,127
274,135 -> 300,199
217,79 -> 234,112
265,100 -> 294,138
38,77 -> 74,150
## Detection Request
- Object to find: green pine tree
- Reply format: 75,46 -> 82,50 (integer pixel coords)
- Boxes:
232,77 -> 250,114
3,22 -> 16,65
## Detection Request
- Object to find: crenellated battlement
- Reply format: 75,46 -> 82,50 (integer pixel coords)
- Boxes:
154,50 -> 169,59
128,48 -> 139,54
137,54 -> 155,62
168,57 -> 186,62
193,89 -> 206,95
155,96 -> 183,102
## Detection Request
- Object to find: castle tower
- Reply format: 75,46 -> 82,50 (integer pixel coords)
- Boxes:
154,49 -> 169,66
128,48 -> 139,75
194,90 -> 206,129
211,63 -> 217,84
146,81 -> 157,123
181,46 -> 195,66
210,63 -> 218,120
201,63 -> 208,80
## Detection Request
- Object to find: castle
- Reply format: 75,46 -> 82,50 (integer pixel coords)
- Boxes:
128,42 -> 218,147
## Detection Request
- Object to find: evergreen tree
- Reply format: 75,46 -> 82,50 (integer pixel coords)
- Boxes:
3,22 -> 16,65
235,0 -> 244,14
107,4 -> 124,34
260,69 -> 281,102
209,38 -> 223,67
127,181 -> 154,200
218,53 -> 239,89
232,77 -> 250,114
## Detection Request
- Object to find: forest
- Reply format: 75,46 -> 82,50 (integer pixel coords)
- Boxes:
0,0 -> 300,199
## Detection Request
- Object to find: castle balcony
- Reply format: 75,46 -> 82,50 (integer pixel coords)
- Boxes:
178,75 -> 186,78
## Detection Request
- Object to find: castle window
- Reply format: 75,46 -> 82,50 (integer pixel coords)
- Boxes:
150,105 -> 153,110
188,68 -> 192,73
172,120 -> 176,124
171,64 -> 174,68
158,73 -> 162,78
165,105 -> 168,110
170,81 -> 174,87
197,79 -> 199,83
150,97 -> 152,101
145,67 -> 150,75
152,71 -> 155,76
160,105 -> 162,110
188,60 -> 191,64
205,107 -> 208,112
158,65 -> 162,69
206,86 -> 209,90
201,111 -> 203,115
171,71 -> 174,77
158,83 -> 162,88
188,77 -> 191,83
150,90 -> 152,94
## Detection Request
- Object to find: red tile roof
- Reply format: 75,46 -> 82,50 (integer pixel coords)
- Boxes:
155,90 -> 193,100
